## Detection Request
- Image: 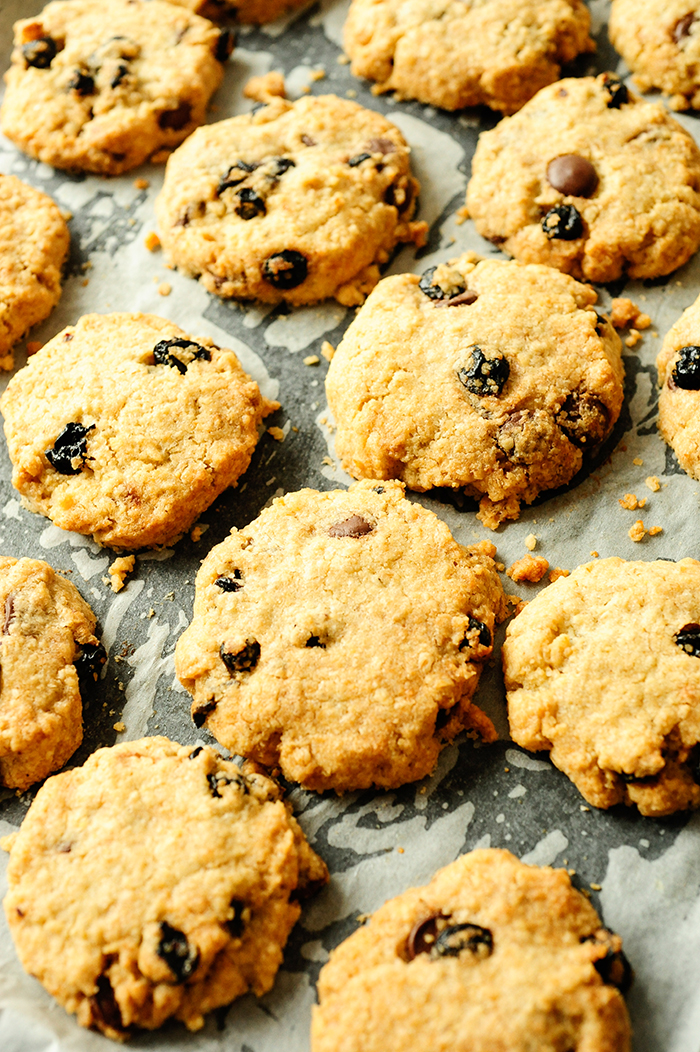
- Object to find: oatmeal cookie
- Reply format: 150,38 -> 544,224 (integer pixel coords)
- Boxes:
609,0 -> 700,112
657,292 -> 700,478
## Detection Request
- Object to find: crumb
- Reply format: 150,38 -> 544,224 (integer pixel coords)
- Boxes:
396,846 -> 404,854
158,282 -> 171,296
322,455 -> 334,466
82,278 -> 89,287
128,218 -> 136,227
133,177 -> 149,190
645,476 -> 661,492
321,340 -> 335,362
619,493 -> 646,510
590,551 -> 599,557
504,767 -> 510,772
651,330 -> 659,338
346,88 -> 357,98
495,561 -> 505,572
26,341 -> 43,355
580,805 -> 590,812
506,593 -> 528,614
190,525 -> 204,542
292,426 -> 299,432
629,519 -> 646,542
267,426 -> 285,441
610,297 -> 652,330
506,554 -> 549,583
300,85 -> 311,94
310,68 -> 325,81
148,608 -> 155,618
108,555 -> 135,593
548,567 -> 570,583
590,883 -> 602,891
245,71 -> 285,102
524,533 -> 537,551
337,53 -> 350,64
61,209 -> 73,221
625,329 -> 642,348
648,525 -> 663,536
144,230 -> 160,251
113,721 -> 126,733
568,868 -> 576,876
455,205 -> 470,225
304,354 -> 320,366
633,457 -> 644,466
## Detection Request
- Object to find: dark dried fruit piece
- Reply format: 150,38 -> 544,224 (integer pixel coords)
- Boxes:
192,698 -> 217,727
671,345 -> 700,390
235,187 -> 266,220
406,914 -> 442,959
542,204 -> 584,240
547,155 -> 598,198
158,922 -> 199,983
218,160 -> 258,194
89,974 -> 127,1037
328,515 -> 373,538
111,63 -> 128,88
583,929 -> 633,993
67,69 -> 95,95
462,616 -> 492,649
158,102 -> 192,131
2,596 -> 15,635
434,290 -> 478,308
418,266 -> 466,302
366,137 -> 395,154
348,152 -> 372,167
215,27 -> 235,62
75,642 -> 106,696
432,923 -> 493,960
22,36 -> 57,69
595,312 -> 609,336
673,12 -> 696,45
269,157 -> 295,179
263,250 -> 308,290
153,338 -> 210,374
305,635 -> 326,648
602,72 -> 629,108
45,422 -> 95,475
220,639 -> 260,674
556,391 -> 609,448
675,622 -> 700,656
227,899 -> 247,938
458,347 -> 510,397
215,570 -> 243,592
189,746 -> 204,759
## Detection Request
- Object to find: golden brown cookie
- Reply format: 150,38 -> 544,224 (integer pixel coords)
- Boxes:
609,0 -> 700,111
168,0 -> 309,25
656,291 -> 700,477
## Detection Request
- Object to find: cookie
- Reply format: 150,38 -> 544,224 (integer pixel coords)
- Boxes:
0,312 -> 277,550
155,94 -> 427,307
503,557 -> 700,817
0,556 -> 103,791
325,254 -> 624,530
2,736 -> 328,1038
168,0 -> 308,25
312,848 -> 632,1052
0,174 -> 69,372
656,292 -> 700,477
343,0 -> 594,115
609,0 -> 700,112
0,0 -> 228,176
174,480 -> 506,792
466,74 -> 700,283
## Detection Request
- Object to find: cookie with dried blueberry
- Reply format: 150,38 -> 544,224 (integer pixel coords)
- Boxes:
1,736 -> 327,1039
656,292 -> 700,478
0,556 -> 103,791
174,479 -> 506,792
155,94 -> 427,307
312,848 -> 632,1052
343,0 -> 594,114
168,0 -> 308,26
610,0 -> 700,111
0,312 -> 277,549
503,557 -> 700,817
0,0 -> 228,176
466,73 -> 700,283
326,253 -> 624,530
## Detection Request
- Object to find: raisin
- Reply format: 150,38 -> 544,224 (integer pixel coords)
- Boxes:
235,187 -> 266,220
461,616 -> 492,649
67,70 -> 95,95
75,642 -> 106,696
215,27 -> 235,63
217,160 -> 258,194
111,63 -> 128,88
366,137 -> 395,154
262,250 -> 308,290
556,391 -> 609,448
675,623 -> 700,656
157,922 -> 199,983
418,266 -> 466,302
432,923 -> 493,960
208,770 -> 247,797
406,914 -> 442,959
673,13 -> 696,44
671,346 -> 700,389
601,72 -> 629,108
22,36 -> 57,69
189,746 -> 204,759
434,290 -> 479,308
305,635 -> 326,648
542,204 -> 583,240
153,337 -> 210,374
45,422 -> 95,475
220,639 -> 260,674
227,899 -> 247,938
269,157 -> 295,179
89,974 -> 127,1037
2,596 -> 15,635
158,102 -> 192,130
328,515 -> 373,538
348,152 -> 372,167
192,698 -> 217,727
547,155 -> 598,198
457,347 -> 510,397
583,930 -> 633,993
215,570 -> 243,591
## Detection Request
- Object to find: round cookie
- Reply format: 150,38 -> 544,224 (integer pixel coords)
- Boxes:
609,0 -> 700,112
343,0 -> 594,115
0,0 -> 229,176
0,312 -> 277,550
0,556 -> 103,791
503,558 -> 700,817
168,0 -> 309,25
312,848 -> 632,1052
174,480 -> 506,792
0,174 -> 69,372
325,254 -> 624,530
466,74 -> 700,284
656,292 -> 700,477
155,94 -> 427,307
2,736 -> 328,1039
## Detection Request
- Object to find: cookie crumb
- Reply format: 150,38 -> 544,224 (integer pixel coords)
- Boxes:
590,883 -> 602,891
322,455 -> 334,466
455,205 -> 470,225
304,354 -> 320,366
645,476 -> 661,492
133,177 -> 149,190
337,53 -> 350,64
633,457 -> 643,466
310,68 -> 326,81
548,567 -> 570,583
82,278 -> 89,287
190,525 -> 205,542
625,329 -> 641,348
507,555 -> 549,583
524,533 -> 537,551
113,721 -> 126,733
590,551 -> 599,558
144,231 -> 160,251
629,519 -> 646,542
610,297 -> 652,330
148,608 -> 155,618
648,525 -> 663,536
495,561 -> 505,572
108,555 -> 136,593
321,340 -> 335,362
396,846 -> 404,854
25,341 -> 43,356
267,426 -> 285,441
346,88 -> 358,98
245,71 -> 286,102
619,493 -> 646,510
158,282 -> 171,296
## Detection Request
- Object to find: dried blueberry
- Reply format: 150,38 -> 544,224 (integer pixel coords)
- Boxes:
673,12 -> 696,45
556,391 -> 609,448
89,974 -> 127,1037
67,70 -> 95,95
75,642 -> 106,696
2,596 -> 15,635
45,422 -> 95,475
675,623 -> 700,656
542,204 -> 583,240
406,914 -> 442,959
214,27 -> 235,63
595,312 -> 609,336
305,635 -> 326,648
671,346 -> 700,390
22,36 -> 57,69
227,899 -> 247,938
583,930 -> 633,993
189,746 -> 204,760
235,187 -> 266,220
547,155 -> 598,198
418,266 -> 467,302
262,250 -> 308,290
157,922 -> 199,983
153,338 -> 210,374
432,923 -> 493,960
348,152 -> 372,167
328,515 -> 373,538
269,157 -> 295,179
601,72 -> 629,108
220,639 -> 260,674
457,347 -> 510,397
215,570 -> 243,592
207,772 -> 239,797
158,102 -> 192,130
462,616 -> 492,649
217,160 -> 258,194
110,63 -> 128,88
192,698 -> 217,728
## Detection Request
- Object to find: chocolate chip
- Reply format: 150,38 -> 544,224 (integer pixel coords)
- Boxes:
262,250 -> 308,290
418,266 -> 466,302
305,635 -> 326,648
89,975 -> 127,1037
601,72 -> 629,108
556,391 -> 609,448
45,422 -> 95,475
432,923 -> 493,960
67,69 -> 95,95
215,571 -> 242,592
541,204 -> 583,241
547,155 -> 598,198
457,347 -> 509,397
189,746 -> 204,759
227,899 -> 247,938
158,102 -> 192,131
192,699 -> 217,727
406,914 -> 442,959
434,290 -> 478,308
22,36 -> 57,69
110,63 -> 128,88
153,337 -> 211,374
2,596 -> 15,635
215,27 -> 235,62
235,187 -> 266,220
328,514 -> 373,538
75,642 -> 106,696
671,345 -> 700,389
462,616 -> 492,649
583,930 -> 633,994
673,12 -> 696,44
217,160 -> 258,195
348,152 -> 372,167
675,623 -> 700,656
157,922 -> 199,983
220,639 -> 260,674
366,137 -> 395,154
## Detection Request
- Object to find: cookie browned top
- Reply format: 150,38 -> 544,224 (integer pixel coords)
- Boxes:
326,254 -> 624,530
503,558 -> 700,817
0,0 -> 227,176
168,0 -> 309,25
0,313 -> 276,550
155,94 -> 427,307
175,480 -> 506,792
609,0 -> 700,111
466,74 -> 700,283
2,737 -> 327,1039
657,291 -> 700,480
312,849 -> 631,1052
344,0 -> 594,114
